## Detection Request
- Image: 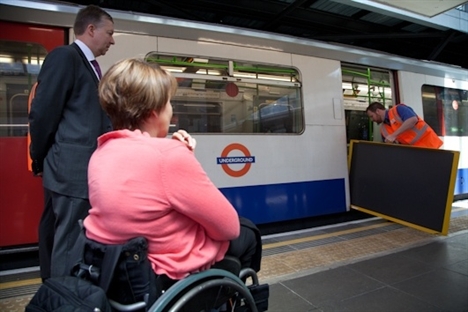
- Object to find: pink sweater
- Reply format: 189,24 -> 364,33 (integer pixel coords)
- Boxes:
83,130 -> 240,280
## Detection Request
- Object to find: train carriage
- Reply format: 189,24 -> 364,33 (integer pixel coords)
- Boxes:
0,0 -> 466,251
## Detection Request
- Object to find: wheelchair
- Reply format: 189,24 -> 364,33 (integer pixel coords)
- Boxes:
71,231 -> 269,312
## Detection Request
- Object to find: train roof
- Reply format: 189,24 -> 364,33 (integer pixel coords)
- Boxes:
1,0 -> 467,81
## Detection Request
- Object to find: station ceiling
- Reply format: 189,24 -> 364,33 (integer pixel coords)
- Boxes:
64,0 -> 468,69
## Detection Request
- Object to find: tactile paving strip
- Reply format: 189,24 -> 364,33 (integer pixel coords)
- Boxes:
258,215 -> 468,284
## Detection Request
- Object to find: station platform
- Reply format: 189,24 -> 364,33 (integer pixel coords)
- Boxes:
1,200 -> 467,311
262,200 -> 468,312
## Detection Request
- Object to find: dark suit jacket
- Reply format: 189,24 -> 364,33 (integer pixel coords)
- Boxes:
29,43 -> 112,199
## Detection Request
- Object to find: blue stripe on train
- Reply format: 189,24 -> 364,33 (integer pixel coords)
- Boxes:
220,178 -> 347,224
455,168 -> 468,196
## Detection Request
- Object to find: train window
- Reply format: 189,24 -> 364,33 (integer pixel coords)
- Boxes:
0,40 -> 46,137
145,53 -> 303,134
422,85 -> 468,136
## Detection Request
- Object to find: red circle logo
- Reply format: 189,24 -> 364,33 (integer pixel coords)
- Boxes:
219,143 -> 253,177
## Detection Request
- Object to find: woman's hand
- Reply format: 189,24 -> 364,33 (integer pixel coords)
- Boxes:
172,129 -> 196,151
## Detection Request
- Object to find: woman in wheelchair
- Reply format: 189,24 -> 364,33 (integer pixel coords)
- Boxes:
81,58 -> 263,310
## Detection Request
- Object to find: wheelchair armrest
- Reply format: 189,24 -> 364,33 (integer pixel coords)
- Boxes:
239,267 -> 259,285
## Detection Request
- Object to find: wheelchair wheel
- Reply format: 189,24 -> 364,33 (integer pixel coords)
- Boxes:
148,269 -> 258,312
169,278 -> 257,312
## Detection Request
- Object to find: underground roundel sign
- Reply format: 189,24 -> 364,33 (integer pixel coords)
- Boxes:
217,143 -> 255,177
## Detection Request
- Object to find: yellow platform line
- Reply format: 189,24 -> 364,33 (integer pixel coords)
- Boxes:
0,278 -> 42,289
3,213 -> 463,290
0,221 -> 393,290
263,221 -> 392,249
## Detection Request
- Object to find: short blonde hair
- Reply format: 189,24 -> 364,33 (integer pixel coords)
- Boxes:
99,58 -> 177,130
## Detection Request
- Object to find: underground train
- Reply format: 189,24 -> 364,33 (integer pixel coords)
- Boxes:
0,0 -> 467,251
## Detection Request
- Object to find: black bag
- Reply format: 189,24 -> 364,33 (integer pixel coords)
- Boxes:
25,276 -> 112,312
74,235 -> 159,306
248,283 -> 269,312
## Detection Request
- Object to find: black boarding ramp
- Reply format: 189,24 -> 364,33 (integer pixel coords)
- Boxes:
348,140 -> 459,235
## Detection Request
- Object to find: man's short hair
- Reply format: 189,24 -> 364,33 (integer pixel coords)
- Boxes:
73,5 -> 113,36
366,102 -> 385,113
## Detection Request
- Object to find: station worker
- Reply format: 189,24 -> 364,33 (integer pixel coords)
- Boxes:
28,5 -> 115,279
366,102 -> 442,148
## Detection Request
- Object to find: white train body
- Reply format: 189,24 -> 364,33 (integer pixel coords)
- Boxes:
0,0 -> 466,248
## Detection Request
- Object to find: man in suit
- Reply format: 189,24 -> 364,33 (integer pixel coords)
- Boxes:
29,5 -> 115,279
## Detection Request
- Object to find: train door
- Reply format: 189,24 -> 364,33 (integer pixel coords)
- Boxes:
341,64 -> 394,145
421,85 -> 468,199
0,21 -> 65,249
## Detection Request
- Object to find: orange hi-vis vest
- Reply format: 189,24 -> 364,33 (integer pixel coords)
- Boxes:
27,82 -> 38,172
381,105 -> 443,148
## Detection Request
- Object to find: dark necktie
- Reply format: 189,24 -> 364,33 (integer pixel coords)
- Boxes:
91,60 -> 102,79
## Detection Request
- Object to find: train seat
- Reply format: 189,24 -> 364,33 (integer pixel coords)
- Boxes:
71,231 -> 265,312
